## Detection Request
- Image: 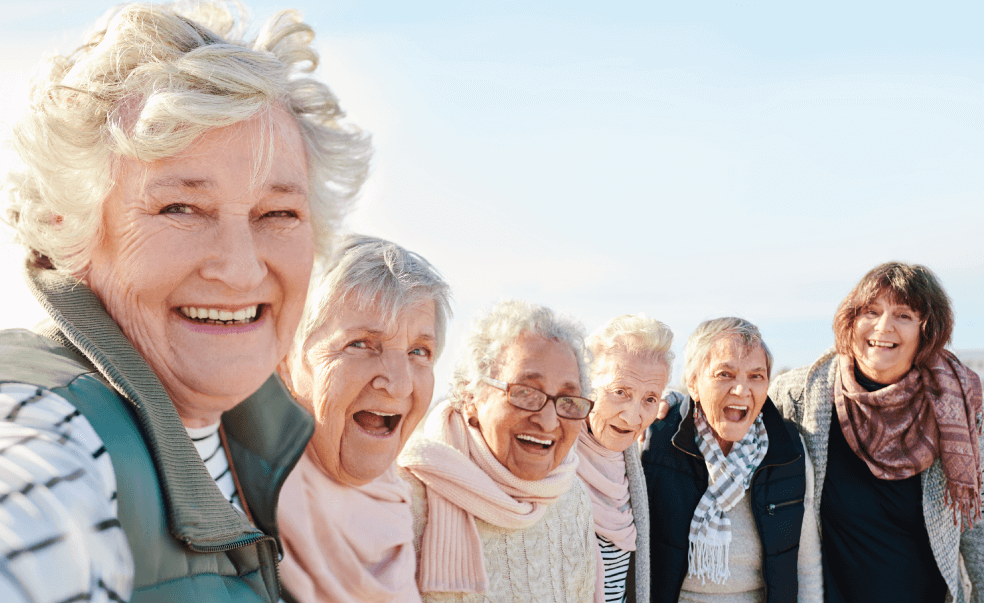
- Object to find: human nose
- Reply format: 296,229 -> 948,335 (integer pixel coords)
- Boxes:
372,350 -> 413,399
529,397 -> 561,432
731,379 -> 752,398
874,311 -> 894,332
619,400 -> 643,429
200,217 -> 266,292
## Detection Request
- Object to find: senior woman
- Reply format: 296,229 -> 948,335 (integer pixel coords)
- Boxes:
398,300 -> 598,602
0,3 -> 369,602
577,314 -> 674,603
768,262 -> 983,603
641,317 -> 822,603
275,235 -> 451,603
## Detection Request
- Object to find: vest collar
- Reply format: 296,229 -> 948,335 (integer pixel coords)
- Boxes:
26,266 -> 314,551
670,395 -> 801,468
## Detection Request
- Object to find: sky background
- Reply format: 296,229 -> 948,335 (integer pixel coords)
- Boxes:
1,0 -> 981,398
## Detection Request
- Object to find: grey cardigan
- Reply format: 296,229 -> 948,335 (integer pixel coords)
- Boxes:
768,349 -> 984,603
624,437 -> 651,603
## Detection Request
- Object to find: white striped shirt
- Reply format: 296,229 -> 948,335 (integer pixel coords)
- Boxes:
0,383 -> 134,603
597,533 -> 632,603
185,422 -> 243,514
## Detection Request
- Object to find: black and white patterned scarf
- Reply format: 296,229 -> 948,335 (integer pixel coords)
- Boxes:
687,403 -> 769,584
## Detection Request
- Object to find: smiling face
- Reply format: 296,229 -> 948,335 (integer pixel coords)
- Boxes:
689,335 -> 769,455
288,297 -> 437,486
466,332 -> 584,481
851,292 -> 921,385
589,351 -> 668,453
84,108 -> 313,427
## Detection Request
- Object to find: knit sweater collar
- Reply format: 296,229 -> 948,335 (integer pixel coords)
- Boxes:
26,265 -> 314,551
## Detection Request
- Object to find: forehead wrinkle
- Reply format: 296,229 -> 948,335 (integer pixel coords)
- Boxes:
147,176 -> 216,192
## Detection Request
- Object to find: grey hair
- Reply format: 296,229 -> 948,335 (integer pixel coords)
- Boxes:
683,317 -> 773,390
587,314 -> 675,380
4,1 -> 371,274
447,299 -> 591,410
295,234 -> 453,359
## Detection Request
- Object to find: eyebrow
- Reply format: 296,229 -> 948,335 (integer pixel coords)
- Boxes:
516,371 -> 579,392
147,177 -> 307,195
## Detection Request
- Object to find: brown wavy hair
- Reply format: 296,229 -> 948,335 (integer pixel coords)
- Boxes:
833,262 -> 954,373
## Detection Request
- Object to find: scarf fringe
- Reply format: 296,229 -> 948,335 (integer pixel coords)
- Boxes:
946,482 -> 983,528
687,538 -> 730,585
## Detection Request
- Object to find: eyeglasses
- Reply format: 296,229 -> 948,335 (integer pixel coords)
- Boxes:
481,376 -> 594,420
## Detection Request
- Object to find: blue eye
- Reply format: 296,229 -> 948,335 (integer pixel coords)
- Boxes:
348,341 -> 368,349
410,347 -> 432,358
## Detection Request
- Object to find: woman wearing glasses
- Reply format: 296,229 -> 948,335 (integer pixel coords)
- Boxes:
641,317 -> 822,603
399,300 -> 598,602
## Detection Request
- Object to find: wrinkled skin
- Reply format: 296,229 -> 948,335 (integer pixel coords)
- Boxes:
84,107 -> 314,427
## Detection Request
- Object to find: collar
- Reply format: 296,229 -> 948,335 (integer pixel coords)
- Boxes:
26,266 -> 313,551
670,395 -> 801,468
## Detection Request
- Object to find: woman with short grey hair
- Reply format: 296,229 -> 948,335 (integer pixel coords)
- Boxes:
642,317 -> 822,603
577,314 -> 673,603
277,235 -> 450,603
0,2 -> 369,601
399,300 -> 598,602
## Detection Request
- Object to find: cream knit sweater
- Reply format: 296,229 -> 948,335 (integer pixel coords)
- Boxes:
400,467 -> 597,603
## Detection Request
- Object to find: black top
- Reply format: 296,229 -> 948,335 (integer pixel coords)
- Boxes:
819,371 -> 947,603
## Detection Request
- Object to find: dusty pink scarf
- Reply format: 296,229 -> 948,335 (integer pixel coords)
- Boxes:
398,401 -> 579,593
576,423 -> 637,551
836,351 -> 983,525
279,449 -> 421,603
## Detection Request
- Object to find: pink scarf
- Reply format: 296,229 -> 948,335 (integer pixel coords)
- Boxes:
279,449 -> 421,603
576,423 -> 637,551
397,401 -> 579,593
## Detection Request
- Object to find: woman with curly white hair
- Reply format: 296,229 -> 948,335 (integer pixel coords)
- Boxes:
0,2 -> 369,602
398,300 -> 598,602
577,314 -> 674,603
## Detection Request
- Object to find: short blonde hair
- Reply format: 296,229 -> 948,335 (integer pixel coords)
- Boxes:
448,300 -> 591,410
587,314 -> 674,380
5,1 -> 371,274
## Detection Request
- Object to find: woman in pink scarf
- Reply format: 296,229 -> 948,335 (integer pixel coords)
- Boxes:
398,300 -> 598,602
276,235 -> 452,603
578,314 -> 675,603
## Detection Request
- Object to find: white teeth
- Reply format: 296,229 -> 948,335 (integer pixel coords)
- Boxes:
517,434 -> 553,446
868,340 -> 896,349
726,405 -> 748,411
179,305 -> 259,323
368,411 -> 398,417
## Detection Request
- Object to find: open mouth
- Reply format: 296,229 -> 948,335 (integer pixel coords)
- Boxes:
179,305 -> 262,326
722,405 -> 749,422
516,434 -> 554,450
611,425 -> 634,435
353,410 -> 402,437
867,340 -> 898,349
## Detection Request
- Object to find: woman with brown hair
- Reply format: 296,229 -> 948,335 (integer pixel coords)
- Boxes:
769,262 -> 983,603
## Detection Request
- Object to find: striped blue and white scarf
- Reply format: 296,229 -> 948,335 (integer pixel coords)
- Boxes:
688,403 -> 769,584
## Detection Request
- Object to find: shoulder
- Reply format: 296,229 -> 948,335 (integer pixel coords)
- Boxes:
0,382 -> 133,603
0,328 -> 94,390
769,350 -> 837,421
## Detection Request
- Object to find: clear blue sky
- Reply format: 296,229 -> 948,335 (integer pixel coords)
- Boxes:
2,0 -> 982,394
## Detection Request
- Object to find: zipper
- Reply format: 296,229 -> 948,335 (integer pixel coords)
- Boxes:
184,530 -> 268,554
766,498 -> 804,515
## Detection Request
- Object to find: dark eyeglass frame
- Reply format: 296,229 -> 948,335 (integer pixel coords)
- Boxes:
481,376 -> 594,420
